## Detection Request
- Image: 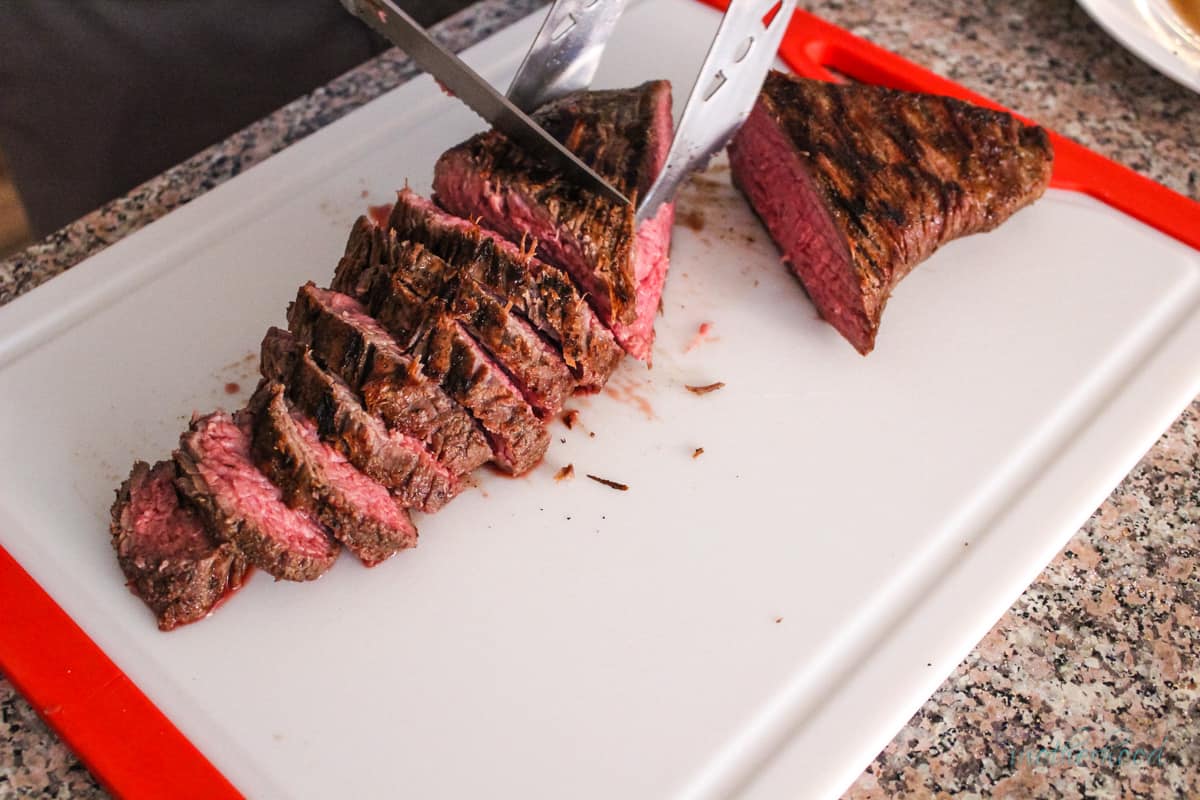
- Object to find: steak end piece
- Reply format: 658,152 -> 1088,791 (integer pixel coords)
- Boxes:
728,71 -> 1053,355
260,327 -> 459,513
110,460 -> 250,631
432,80 -> 675,362
175,410 -> 340,581
249,381 -> 418,567
387,189 -> 624,391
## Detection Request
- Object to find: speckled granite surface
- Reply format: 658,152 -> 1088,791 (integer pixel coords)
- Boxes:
1,1 -> 1197,798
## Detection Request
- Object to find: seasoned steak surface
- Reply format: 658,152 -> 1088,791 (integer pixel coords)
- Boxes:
387,190 -> 623,390
287,282 -> 491,475
260,327 -> 459,512
355,258 -> 550,475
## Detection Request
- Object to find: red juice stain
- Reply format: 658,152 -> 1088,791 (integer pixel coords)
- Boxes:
368,203 -> 392,227
603,374 -> 656,420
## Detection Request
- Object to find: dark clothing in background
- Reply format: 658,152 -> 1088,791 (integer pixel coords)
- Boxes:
0,1 -> 471,237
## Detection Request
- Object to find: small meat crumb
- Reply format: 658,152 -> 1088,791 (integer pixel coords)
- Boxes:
684,321 -> 715,353
775,617 -> 783,624
554,464 -> 574,482
692,447 -> 704,459
586,474 -> 629,492
589,431 -> 596,438
561,409 -> 580,429
224,382 -> 240,395
686,381 -> 726,395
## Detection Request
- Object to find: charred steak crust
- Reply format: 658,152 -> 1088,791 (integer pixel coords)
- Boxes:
287,282 -> 491,476
386,191 -> 623,390
338,225 -> 576,415
352,258 -> 550,475
433,81 -> 672,329
110,460 -> 249,631
248,382 -> 418,567
259,327 -> 459,513
175,411 -> 340,581
729,71 -> 1053,354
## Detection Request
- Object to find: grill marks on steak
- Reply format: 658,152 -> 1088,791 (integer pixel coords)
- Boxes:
175,411 -> 340,581
350,252 -> 550,475
110,460 -> 250,630
248,382 -> 418,567
287,282 -> 491,476
387,189 -> 623,390
433,81 -> 675,361
259,327 -> 459,512
728,72 -> 1053,354
336,222 -> 575,416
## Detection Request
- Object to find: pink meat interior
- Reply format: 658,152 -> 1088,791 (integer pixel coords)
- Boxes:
192,413 -> 335,559
729,102 -> 872,353
125,463 -> 212,562
288,406 -> 413,533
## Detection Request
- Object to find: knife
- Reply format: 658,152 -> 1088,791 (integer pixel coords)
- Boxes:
339,0 -> 631,207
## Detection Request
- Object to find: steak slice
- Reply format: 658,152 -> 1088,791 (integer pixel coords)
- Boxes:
336,227 -> 575,415
728,72 -> 1054,354
110,460 -> 250,631
259,327 -> 459,512
386,189 -> 623,390
175,410 -> 339,581
433,81 -> 675,361
356,263 -> 550,475
248,381 -> 418,567
286,282 -> 491,476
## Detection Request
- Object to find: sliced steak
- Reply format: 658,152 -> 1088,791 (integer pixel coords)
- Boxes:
356,264 -> 550,475
175,410 -> 339,581
336,228 -> 575,415
259,327 -> 459,512
286,282 -> 491,475
110,460 -> 249,631
433,81 -> 675,361
248,381 -> 418,567
728,72 -> 1054,354
387,189 -> 623,390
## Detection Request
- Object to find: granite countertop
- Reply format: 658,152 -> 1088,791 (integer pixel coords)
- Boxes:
2,1 -> 1197,797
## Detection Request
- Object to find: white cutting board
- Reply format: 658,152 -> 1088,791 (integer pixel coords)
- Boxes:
2,1 -> 1199,798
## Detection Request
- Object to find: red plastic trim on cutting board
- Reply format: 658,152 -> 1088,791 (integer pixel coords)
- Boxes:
1,5 -> 1198,800
701,0 -> 1200,251
0,548 -> 242,799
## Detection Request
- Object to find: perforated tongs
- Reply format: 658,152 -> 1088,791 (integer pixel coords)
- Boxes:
339,0 -> 797,221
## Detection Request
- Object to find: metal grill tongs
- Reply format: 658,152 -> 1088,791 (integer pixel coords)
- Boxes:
339,0 -> 797,220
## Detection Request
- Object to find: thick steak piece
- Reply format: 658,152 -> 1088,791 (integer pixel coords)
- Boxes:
355,263 -> 550,475
249,382 -> 418,567
110,460 -> 249,631
287,282 -> 491,476
728,71 -> 1054,355
259,327 -> 459,512
386,190 -> 623,390
175,411 -> 339,581
433,81 -> 675,362
335,227 -> 575,415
